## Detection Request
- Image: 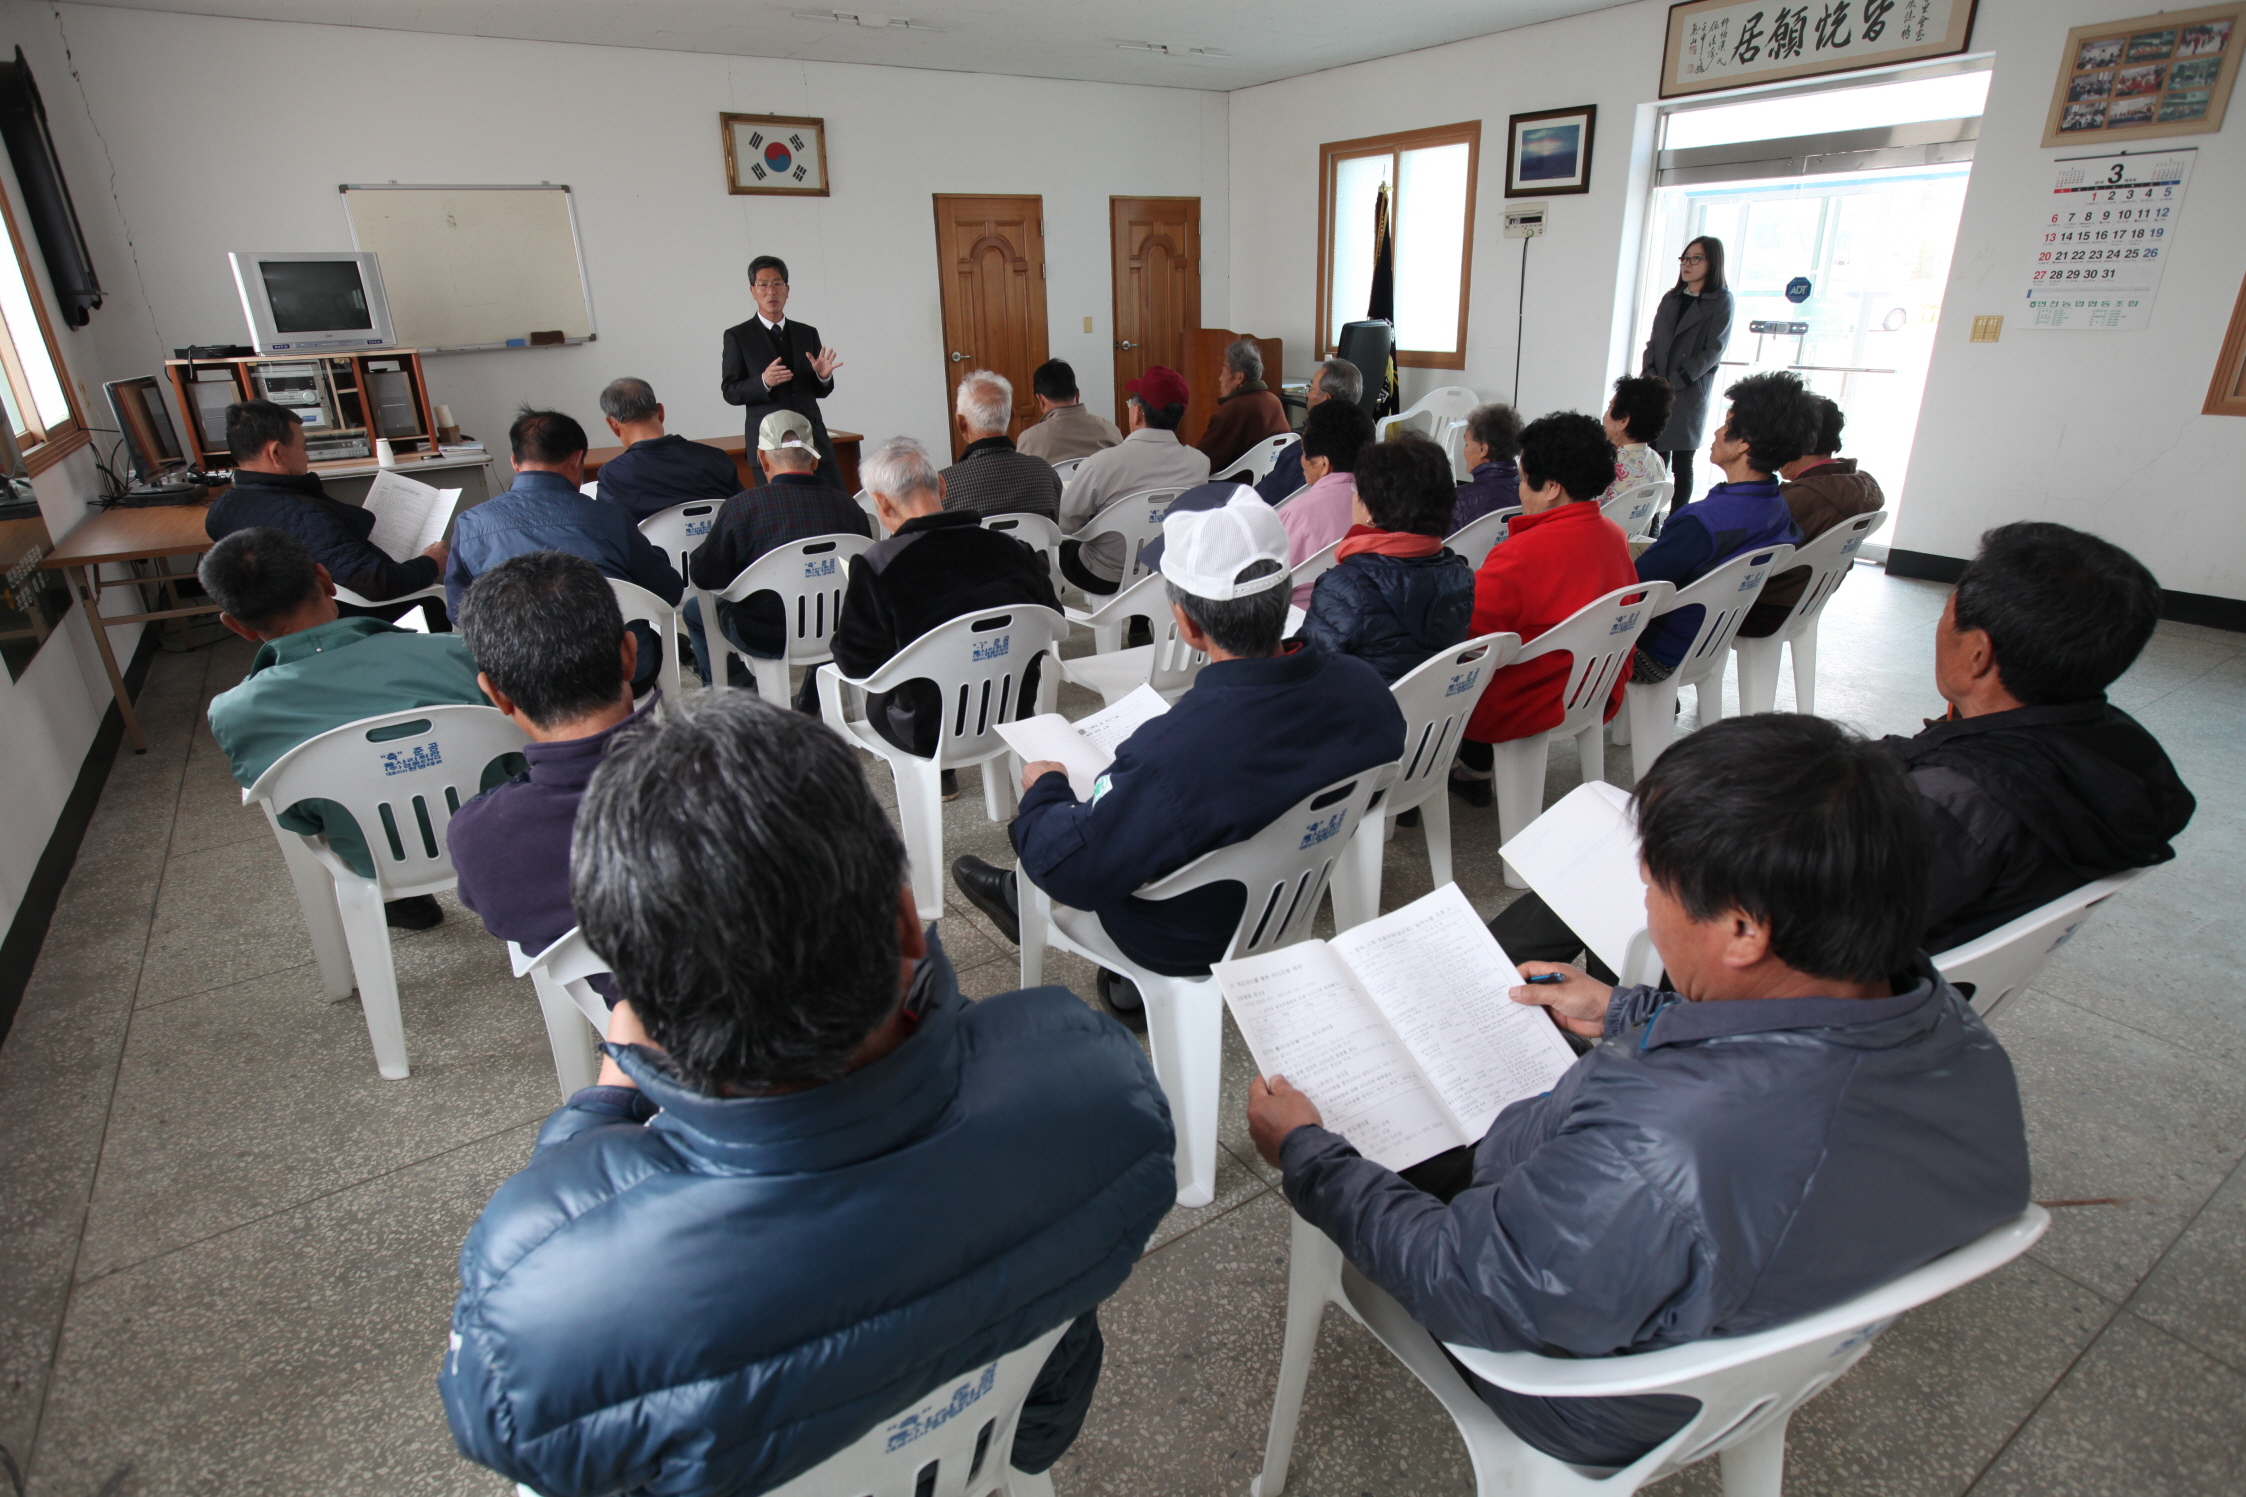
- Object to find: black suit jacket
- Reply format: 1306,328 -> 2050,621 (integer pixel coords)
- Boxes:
721,316 -> 839,485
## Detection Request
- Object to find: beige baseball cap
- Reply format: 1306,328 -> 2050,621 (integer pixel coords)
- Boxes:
757,409 -> 817,452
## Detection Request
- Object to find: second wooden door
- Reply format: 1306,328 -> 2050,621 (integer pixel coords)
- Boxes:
1109,197 -> 1201,431
933,195 -> 1049,458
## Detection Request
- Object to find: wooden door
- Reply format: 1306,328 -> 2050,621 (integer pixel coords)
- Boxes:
1109,197 -> 1201,431
933,195 -> 1050,458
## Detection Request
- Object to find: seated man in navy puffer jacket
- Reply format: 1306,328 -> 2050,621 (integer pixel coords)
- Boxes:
440,692 -> 1176,1497
1298,432 -> 1475,683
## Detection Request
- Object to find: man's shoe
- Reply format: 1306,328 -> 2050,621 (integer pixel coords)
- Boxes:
941,768 -> 962,801
1097,968 -> 1148,1033
384,894 -> 443,931
1395,806 -> 1422,829
950,856 -> 1020,945
1448,768 -> 1493,809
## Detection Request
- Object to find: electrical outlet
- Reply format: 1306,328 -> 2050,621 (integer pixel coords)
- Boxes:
1969,315 -> 2002,343
1504,202 -> 1548,238
1083,316 -> 1094,333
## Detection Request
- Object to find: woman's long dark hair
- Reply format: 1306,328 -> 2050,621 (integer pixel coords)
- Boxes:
1676,234 -> 1727,294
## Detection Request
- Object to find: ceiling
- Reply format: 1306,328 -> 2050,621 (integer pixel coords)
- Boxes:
74,0 -> 1636,91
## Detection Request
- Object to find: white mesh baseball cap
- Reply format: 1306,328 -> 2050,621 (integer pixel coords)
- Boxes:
1158,487 -> 1292,601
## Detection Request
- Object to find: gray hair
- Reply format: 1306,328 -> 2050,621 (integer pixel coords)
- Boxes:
954,370 -> 1012,437
860,435 -> 942,504
571,691 -> 909,1093
1165,559 -> 1287,657
1314,357 -> 1362,406
1225,338 -> 1264,382
599,377 -> 659,424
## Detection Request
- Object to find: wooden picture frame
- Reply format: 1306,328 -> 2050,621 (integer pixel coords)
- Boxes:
2041,4 -> 2242,149
1660,0 -> 1978,99
722,113 -> 830,196
1505,106 -> 1596,197
2206,271 -> 2246,416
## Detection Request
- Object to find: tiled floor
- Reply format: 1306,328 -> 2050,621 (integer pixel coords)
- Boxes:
3,566 -> 2241,1495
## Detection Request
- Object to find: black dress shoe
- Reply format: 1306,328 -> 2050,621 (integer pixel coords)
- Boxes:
941,768 -> 962,801
1448,769 -> 1493,809
950,856 -> 1020,945
384,894 -> 443,931
1395,806 -> 1422,829
1096,968 -> 1148,1032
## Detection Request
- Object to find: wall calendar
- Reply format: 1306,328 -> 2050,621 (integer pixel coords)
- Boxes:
2023,149 -> 2194,331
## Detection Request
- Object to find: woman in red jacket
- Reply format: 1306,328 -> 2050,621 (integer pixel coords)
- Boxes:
1450,412 -> 1638,806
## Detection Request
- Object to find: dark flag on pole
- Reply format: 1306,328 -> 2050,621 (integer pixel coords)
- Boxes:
1368,181 -> 1398,416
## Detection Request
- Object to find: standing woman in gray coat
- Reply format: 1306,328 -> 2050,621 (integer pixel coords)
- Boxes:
1640,235 -> 1734,511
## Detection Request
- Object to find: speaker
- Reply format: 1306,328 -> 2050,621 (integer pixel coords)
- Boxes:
1333,320 -> 1392,417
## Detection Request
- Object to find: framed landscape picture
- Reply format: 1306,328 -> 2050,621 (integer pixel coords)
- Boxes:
2042,4 -> 2242,148
1505,106 -> 1596,196
722,113 -> 830,196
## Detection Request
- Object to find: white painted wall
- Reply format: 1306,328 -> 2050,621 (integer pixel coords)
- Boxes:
1227,0 -> 2246,603
21,2 -> 1231,465
1226,1 -> 1674,419
1891,0 -> 2246,598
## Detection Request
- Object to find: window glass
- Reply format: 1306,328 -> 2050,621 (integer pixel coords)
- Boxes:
1395,142 -> 1470,354
1328,153 -> 1390,348
1663,71 -> 1989,150
0,240 -> 67,433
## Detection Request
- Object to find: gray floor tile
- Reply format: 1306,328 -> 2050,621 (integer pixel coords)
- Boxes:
76,953 -> 557,1283
2129,1155 -> 2246,1375
1989,992 -> 2246,1301
2028,859 -> 2246,1068
134,833 -> 321,1008
27,1125 -> 529,1497
1055,1189 -> 1474,1497
1965,1312 -> 2246,1497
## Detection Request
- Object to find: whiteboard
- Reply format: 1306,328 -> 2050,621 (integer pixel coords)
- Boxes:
343,184 -> 595,352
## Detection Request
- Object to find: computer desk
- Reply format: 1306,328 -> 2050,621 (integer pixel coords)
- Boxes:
40,501 -> 218,753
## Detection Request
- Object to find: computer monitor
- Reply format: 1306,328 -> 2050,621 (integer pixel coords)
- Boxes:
104,375 -> 187,483
227,251 -> 395,354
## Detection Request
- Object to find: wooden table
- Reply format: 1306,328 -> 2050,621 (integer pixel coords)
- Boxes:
584,430 -> 862,494
41,501 -> 218,754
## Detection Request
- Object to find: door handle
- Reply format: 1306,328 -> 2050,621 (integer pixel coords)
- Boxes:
950,351 -> 973,363
1115,341 -> 1138,351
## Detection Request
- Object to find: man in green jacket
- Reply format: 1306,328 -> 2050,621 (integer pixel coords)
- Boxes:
202,527 -> 497,930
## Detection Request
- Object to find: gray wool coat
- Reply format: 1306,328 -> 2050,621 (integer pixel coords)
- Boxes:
1641,286 -> 1735,452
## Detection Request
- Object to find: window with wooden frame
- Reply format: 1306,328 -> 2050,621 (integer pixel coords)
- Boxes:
1316,120 -> 1481,369
0,171 -> 83,473
2207,271 -> 2246,417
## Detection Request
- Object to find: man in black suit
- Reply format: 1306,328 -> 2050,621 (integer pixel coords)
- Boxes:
721,255 -> 845,490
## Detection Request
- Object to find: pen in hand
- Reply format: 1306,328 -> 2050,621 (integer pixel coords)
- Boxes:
1523,972 -> 1567,985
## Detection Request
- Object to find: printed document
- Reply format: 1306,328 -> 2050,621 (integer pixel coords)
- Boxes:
361,470 -> 463,562
995,684 -> 1169,800
1499,782 -> 1648,980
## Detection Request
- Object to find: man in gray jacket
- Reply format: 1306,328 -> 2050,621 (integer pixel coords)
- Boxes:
1248,713 -> 2030,1468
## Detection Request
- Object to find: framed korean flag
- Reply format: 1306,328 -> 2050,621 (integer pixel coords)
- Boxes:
722,114 -> 830,196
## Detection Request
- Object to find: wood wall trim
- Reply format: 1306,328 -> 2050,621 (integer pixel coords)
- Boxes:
2205,271 -> 2246,417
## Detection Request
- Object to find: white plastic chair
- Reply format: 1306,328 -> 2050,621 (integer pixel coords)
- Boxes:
507,927 -> 610,1099
1050,456 -> 1085,482
983,511 -> 1064,590
638,499 -> 722,579
1445,506 -> 1520,572
1618,543 -> 1793,783
1216,431 -> 1301,485
608,577 -> 689,701
517,1324 -> 1067,1497
697,531 -> 873,706
1070,486 -> 1184,602
1734,510 -> 1888,716
1018,764 -> 1398,1206
1440,416 -> 1472,480
1487,581 -> 1675,887
1330,633 -> 1520,929
1269,483 -> 1310,511
1063,566 -> 1168,657
819,605 -> 1066,919
1377,385 -> 1478,445
1057,572 -> 1207,706
1600,480 -> 1672,538
853,488 -> 893,541
332,579 -> 447,633
243,704 -> 529,1079
1289,538 -> 1343,594
1932,867 -> 2148,1021
1252,1204 -> 2048,1497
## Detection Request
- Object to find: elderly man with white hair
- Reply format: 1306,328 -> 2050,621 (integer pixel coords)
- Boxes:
939,369 -> 1064,521
1196,337 -> 1291,474
833,435 -> 1061,770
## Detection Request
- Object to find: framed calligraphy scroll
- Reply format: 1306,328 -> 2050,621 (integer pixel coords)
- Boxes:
1659,0 -> 1979,99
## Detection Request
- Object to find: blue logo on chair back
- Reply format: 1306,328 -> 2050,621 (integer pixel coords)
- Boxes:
971,634 -> 1011,662
1299,811 -> 1346,849
1443,667 -> 1482,697
687,519 -> 713,538
1842,536 -> 1862,554
381,741 -> 444,776
1738,570 -> 1766,591
803,556 -> 838,579
883,1363 -> 998,1451
1609,610 -> 1641,635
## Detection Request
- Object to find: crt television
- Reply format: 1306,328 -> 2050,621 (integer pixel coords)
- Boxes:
227,250 -> 394,354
